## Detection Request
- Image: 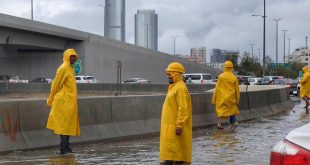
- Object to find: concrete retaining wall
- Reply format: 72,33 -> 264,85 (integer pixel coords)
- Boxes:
0,86 -> 292,153
0,83 -> 215,95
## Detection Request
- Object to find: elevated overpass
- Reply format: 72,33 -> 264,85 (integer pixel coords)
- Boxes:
0,13 -> 219,83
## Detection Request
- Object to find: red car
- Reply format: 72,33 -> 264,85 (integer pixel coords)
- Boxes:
270,123 -> 310,164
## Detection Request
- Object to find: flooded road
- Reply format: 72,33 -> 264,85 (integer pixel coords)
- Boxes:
0,97 -> 309,165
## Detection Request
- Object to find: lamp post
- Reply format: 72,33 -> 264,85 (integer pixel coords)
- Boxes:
250,44 -> 255,59
273,18 -> 281,76
287,38 -> 291,58
31,0 -> 33,20
171,35 -> 179,55
252,0 -> 266,76
306,36 -> 308,49
282,30 -> 288,63
257,48 -> 261,64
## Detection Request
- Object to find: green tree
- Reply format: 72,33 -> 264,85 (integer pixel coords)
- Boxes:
276,62 -> 305,78
236,54 -> 262,76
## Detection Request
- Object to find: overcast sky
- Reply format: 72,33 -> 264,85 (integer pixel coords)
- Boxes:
0,0 -> 309,62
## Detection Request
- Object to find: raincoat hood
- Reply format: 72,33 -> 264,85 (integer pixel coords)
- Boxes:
303,66 -> 309,73
165,62 -> 185,73
223,67 -> 234,72
223,61 -> 234,72
224,61 -> 233,68
166,62 -> 185,84
63,48 -> 79,64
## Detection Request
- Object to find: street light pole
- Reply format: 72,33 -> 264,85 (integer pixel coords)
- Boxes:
31,0 -> 33,20
273,18 -> 281,76
263,0 -> 266,76
171,35 -> 179,55
252,0 -> 266,76
287,38 -> 291,58
250,44 -> 255,59
282,30 -> 288,63
306,36 -> 308,49
257,48 -> 261,64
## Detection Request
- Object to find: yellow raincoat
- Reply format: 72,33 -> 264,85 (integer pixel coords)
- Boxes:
300,66 -> 310,99
160,71 -> 192,163
46,49 -> 80,136
212,64 -> 240,118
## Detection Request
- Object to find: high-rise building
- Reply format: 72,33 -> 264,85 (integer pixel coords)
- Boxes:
135,9 -> 158,50
288,47 -> 310,65
104,0 -> 125,42
210,49 -> 239,64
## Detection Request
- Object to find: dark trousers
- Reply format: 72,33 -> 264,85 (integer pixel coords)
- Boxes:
229,115 -> 237,123
60,135 -> 70,151
164,160 -> 184,165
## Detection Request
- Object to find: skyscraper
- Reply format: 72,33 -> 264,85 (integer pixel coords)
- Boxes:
104,0 -> 125,42
135,9 -> 158,50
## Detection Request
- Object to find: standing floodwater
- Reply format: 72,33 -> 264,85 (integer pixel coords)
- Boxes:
0,98 -> 307,165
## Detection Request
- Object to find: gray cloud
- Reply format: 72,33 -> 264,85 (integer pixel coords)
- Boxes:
0,0 -> 309,62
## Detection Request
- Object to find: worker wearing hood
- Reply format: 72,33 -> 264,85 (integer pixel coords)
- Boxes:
47,48 -> 80,154
212,61 -> 240,129
160,62 -> 192,164
300,66 -> 310,113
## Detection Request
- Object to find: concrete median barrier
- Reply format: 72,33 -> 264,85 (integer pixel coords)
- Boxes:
0,86 -> 292,153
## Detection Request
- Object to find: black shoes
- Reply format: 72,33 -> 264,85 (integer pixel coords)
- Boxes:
60,147 -> 73,155
65,147 -> 73,153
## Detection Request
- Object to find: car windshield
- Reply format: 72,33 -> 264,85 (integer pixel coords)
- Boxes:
248,79 -> 255,82
274,80 -> 286,85
190,75 -> 201,80
202,75 -> 212,80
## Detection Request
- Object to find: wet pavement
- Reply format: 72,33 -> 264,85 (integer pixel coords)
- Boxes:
0,97 -> 309,165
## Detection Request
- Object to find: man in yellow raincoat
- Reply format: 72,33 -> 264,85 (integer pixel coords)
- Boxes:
300,66 -> 310,114
47,48 -> 80,154
160,62 -> 192,165
212,61 -> 240,129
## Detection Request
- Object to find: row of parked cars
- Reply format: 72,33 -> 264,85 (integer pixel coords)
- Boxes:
124,73 -> 214,85
0,75 -> 97,84
238,76 -> 299,96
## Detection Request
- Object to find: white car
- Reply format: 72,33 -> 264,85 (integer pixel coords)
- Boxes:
124,78 -> 151,84
75,75 -> 96,83
270,123 -> 310,164
248,77 -> 261,85
183,73 -> 214,84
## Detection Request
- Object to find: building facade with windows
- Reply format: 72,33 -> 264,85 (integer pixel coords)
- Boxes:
288,47 -> 310,65
104,0 -> 125,42
135,9 -> 158,50
210,49 -> 239,65
184,47 -> 206,64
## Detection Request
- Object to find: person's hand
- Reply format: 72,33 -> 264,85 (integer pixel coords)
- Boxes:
47,98 -> 53,107
176,127 -> 182,136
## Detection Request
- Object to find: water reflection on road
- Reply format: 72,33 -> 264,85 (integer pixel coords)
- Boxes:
0,97 -> 309,165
